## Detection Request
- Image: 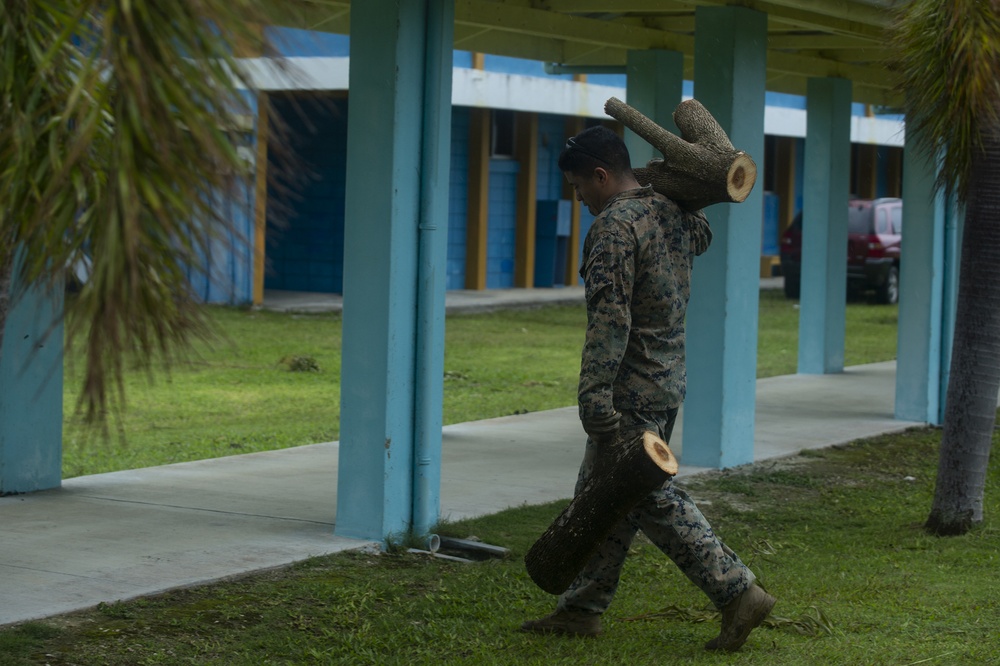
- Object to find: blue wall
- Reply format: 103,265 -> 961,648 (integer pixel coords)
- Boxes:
266,27 -> 351,57
265,94 -> 348,293
537,113 -> 567,200
486,160 -> 520,288
186,179 -> 255,305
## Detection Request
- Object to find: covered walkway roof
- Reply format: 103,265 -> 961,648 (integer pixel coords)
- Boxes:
291,0 -> 899,104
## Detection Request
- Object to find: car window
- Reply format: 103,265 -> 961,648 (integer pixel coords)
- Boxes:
890,206 -> 902,234
848,205 -> 872,233
875,208 -> 890,234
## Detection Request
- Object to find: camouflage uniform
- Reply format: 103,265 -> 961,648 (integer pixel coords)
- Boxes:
559,185 -> 753,615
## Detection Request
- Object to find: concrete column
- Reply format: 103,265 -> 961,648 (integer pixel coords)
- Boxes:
683,6 -> 766,469
625,50 -> 684,167
337,0 -> 453,542
0,265 -> 63,494
797,77 -> 852,374
895,142 -> 949,424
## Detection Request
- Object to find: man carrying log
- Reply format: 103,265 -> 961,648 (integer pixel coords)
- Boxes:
520,125 -> 775,652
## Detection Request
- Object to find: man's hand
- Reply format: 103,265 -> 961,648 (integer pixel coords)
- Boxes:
582,410 -> 621,447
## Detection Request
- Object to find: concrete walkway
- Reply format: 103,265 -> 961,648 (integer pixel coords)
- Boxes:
6,277 -> 912,628
259,278 -> 783,315
1,357 -> 921,627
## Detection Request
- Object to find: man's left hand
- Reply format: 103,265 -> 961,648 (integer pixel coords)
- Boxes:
582,410 -> 621,447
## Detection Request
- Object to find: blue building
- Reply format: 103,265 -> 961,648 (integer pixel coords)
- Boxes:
213,28 -> 906,306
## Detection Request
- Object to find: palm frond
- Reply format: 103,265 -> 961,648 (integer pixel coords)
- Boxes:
889,0 -> 1000,202
0,0 -> 302,422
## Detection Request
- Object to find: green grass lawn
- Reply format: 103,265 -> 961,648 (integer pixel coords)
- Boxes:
62,290 -> 897,477
5,426 -> 998,665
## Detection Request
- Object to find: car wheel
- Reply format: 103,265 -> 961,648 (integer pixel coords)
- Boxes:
876,265 -> 899,304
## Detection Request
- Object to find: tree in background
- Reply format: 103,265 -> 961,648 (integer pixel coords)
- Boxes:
0,1 -> 290,421
891,0 -> 1000,535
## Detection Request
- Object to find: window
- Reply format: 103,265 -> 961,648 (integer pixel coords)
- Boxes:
890,206 -> 902,234
875,208 -> 890,234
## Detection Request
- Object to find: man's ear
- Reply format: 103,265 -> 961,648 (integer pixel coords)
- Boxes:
593,166 -> 610,184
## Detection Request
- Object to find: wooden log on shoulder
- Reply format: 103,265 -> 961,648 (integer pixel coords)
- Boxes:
524,431 -> 678,595
605,96 -> 756,212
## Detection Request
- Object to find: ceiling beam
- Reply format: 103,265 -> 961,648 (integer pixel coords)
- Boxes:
456,0 -> 694,52
539,0 -> 888,26
795,48 -> 891,62
768,51 -> 894,87
767,33 -> 879,49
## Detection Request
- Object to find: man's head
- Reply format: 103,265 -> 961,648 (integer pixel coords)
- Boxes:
558,126 -> 638,215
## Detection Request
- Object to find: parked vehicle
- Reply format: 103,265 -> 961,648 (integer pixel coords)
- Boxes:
780,198 -> 902,304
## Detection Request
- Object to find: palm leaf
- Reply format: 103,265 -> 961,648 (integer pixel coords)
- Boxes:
0,0 -> 303,422
889,0 -> 1000,202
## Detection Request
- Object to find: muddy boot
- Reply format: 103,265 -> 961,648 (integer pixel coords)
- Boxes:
705,584 -> 776,652
520,610 -> 602,637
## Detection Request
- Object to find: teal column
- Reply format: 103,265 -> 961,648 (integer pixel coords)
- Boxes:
0,265 -> 63,494
684,6 -> 766,469
797,77 -> 852,374
895,142 -> 946,423
337,0 -> 452,542
938,196 -> 962,423
625,50 -> 684,166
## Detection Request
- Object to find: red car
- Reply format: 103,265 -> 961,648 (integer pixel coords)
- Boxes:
780,198 -> 902,304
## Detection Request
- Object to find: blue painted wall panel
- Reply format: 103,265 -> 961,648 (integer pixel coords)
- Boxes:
765,91 -> 807,110
265,94 -> 348,294
185,170 -> 255,305
537,114 -> 566,200
486,160 -> 519,289
484,54 -> 572,79
266,27 -> 351,57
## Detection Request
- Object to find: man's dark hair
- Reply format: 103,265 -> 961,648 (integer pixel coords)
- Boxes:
558,125 -> 632,177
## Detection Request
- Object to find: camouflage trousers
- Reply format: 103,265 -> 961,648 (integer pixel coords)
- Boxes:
556,408 -> 754,615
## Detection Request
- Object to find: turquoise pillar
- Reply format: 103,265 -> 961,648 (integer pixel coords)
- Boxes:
895,143 -> 948,423
336,0 -> 453,542
938,196 -> 962,423
625,50 -> 684,166
797,77 -> 852,374
0,267 -> 63,494
684,6 -> 766,469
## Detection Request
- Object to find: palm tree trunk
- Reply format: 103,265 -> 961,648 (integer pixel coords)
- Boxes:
927,125 -> 1000,535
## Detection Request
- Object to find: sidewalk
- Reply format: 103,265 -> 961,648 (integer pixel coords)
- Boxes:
258,277 -> 784,315
1,356 -> 919,627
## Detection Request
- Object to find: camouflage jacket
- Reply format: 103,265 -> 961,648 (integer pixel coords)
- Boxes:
578,185 -> 712,423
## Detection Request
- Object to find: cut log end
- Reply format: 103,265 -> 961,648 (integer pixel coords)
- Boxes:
726,153 -> 757,203
642,431 -> 678,476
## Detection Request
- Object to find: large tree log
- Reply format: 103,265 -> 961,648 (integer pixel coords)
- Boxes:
525,431 -> 678,595
605,96 -> 756,212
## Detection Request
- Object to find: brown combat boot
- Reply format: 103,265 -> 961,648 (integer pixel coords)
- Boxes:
520,610 -> 602,637
705,584 -> 776,652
